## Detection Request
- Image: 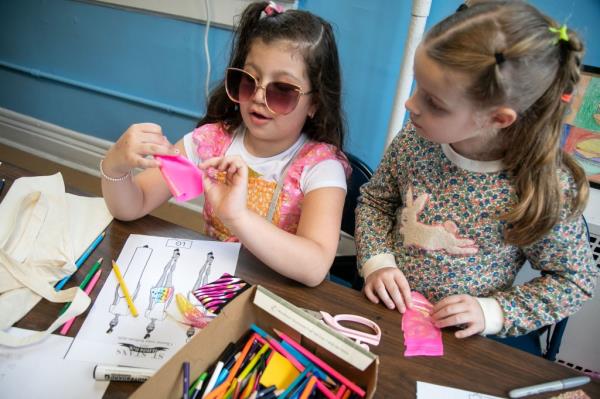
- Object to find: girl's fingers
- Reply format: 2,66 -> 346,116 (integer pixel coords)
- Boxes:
432,302 -> 469,322
383,278 -> 406,313
137,156 -> 161,169
199,157 -> 240,171
394,273 -> 412,309
137,122 -> 163,134
139,131 -> 170,145
141,143 -> 178,156
374,281 -> 395,310
198,157 -> 223,169
201,172 -> 214,192
363,285 -> 380,305
230,159 -> 248,185
455,325 -> 479,339
432,294 -> 463,313
219,156 -> 245,172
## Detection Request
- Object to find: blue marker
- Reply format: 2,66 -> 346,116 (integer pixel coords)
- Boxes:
55,231 -> 106,290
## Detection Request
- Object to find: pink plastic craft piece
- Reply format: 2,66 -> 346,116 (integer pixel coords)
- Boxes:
175,293 -> 210,329
401,291 -> 444,357
155,154 -> 203,202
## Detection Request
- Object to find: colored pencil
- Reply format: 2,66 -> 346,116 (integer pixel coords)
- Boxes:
273,329 -> 365,397
300,376 -> 318,399
315,379 -> 338,399
59,269 -> 102,335
250,324 -> 304,371
55,231 -> 105,290
58,257 -> 103,315
111,259 -> 139,317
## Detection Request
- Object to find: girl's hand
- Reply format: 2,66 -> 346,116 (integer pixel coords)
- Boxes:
363,267 -> 413,313
199,156 -> 249,226
103,123 -> 179,177
431,294 -> 484,338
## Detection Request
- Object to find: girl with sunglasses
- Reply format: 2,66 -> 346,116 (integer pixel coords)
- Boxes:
101,1 -> 349,287
356,1 -> 596,338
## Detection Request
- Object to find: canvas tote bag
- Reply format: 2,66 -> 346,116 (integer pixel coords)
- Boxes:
0,173 -> 112,347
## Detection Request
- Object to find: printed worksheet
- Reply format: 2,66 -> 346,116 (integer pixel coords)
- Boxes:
417,381 -> 505,398
0,328 -> 109,398
66,234 -> 240,369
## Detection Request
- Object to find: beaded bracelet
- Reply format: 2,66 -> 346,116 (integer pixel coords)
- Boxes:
99,158 -> 132,182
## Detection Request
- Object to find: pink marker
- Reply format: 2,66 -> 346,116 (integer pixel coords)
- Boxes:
60,269 -> 103,335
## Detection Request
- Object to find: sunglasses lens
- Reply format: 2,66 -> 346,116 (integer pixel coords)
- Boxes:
226,69 -> 256,103
226,68 -> 303,115
266,82 -> 301,115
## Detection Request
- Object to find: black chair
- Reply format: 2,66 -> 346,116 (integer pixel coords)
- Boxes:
489,215 -> 592,360
329,153 -> 373,290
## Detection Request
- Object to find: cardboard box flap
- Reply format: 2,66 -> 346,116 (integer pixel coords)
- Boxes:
253,286 -> 377,371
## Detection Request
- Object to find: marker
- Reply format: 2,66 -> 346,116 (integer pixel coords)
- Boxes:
93,364 -> 155,382
112,259 -> 139,317
509,376 -> 591,398
202,360 -> 224,398
183,362 -> 190,399
55,231 -> 105,290
189,372 -> 208,399
203,335 -> 257,399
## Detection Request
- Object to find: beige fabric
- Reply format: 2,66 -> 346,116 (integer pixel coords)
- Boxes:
0,173 -> 113,347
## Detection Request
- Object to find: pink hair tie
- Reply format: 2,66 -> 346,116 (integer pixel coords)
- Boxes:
263,1 -> 284,17
561,92 -> 573,103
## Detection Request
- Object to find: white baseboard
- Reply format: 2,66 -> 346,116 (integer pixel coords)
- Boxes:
0,107 -> 111,176
0,107 -> 203,213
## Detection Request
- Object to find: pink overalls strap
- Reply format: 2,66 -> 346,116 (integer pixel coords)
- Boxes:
276,141 -> 351,233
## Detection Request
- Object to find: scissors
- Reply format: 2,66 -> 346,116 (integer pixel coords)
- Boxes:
303,309 -> 381,350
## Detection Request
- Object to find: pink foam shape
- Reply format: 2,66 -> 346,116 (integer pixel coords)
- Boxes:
155,154 -> 203,202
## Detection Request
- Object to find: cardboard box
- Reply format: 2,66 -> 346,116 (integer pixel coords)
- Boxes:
131,285 -> 379,398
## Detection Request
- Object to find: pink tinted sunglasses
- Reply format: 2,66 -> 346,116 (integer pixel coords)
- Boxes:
225,67 -> 313,115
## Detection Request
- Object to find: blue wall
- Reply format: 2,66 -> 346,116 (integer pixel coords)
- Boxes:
1,0 -> 599,169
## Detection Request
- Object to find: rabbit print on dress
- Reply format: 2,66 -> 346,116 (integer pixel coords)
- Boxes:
399,187 -> 479,255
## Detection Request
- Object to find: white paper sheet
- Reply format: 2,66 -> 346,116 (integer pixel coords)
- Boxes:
417,381 -> 505,399
66,234 -> 240,369
0,328 -> 109,398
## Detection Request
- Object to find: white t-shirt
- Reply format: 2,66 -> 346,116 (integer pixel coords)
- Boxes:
183,131 -> 347,193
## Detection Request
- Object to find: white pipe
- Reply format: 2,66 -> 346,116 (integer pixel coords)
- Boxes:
385,0 -> 432,147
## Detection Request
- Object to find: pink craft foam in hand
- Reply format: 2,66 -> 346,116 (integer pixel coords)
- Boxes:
155,154 -> 203,202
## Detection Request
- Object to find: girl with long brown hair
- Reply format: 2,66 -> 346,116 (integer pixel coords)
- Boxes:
356,1 -> 597,337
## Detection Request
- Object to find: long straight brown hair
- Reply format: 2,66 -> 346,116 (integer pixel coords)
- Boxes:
424,1 -> 588,245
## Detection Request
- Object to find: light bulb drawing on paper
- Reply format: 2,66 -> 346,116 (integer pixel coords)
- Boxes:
107,245 -> 152,334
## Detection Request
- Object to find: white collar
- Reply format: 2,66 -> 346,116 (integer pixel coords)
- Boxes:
441,143 -> 504,173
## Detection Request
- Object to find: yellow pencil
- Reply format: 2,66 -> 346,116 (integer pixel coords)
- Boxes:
111,259 -> 139,317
